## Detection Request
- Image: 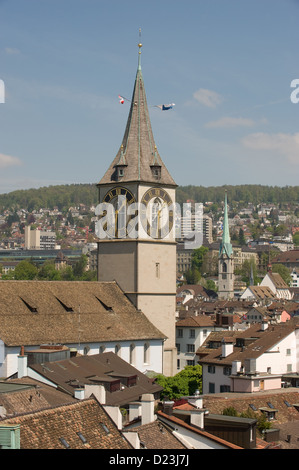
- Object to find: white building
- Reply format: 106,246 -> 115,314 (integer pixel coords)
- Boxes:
260,268 -> 293,300
24,226 -> 57,250
176,315 -> 221,371
199,321 -> 299,395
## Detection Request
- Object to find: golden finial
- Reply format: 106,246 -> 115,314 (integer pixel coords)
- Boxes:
138,28 -> 142,53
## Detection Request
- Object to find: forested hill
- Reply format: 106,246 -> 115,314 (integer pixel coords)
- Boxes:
1,183 -> 299,212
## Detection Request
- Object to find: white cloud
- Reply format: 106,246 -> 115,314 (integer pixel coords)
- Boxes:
5,47 -> 20,55
205,117 -> 255,128
0,153 -> 22,169
193,88 -> 223,108
242,132 -> 299,164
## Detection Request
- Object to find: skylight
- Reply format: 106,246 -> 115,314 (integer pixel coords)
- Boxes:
77,432 -> 87,444
100,422 -> 110,434
59,437 -> 70,449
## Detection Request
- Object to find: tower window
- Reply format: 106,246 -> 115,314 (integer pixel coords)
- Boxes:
156,262 -> 160,278
151,166 -> 161,179
129,343 -> 136,365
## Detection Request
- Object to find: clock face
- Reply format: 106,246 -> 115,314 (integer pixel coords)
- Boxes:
101,186 -> 136,238
141,187 -> 173,239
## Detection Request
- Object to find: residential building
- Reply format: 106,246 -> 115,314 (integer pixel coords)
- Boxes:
16,349 -> 163,423
240,285 -> 277,304
24,226 -> 57,250
198,320 -> 299,395
291,269 -> 299,288
260,266 -> 293,300
180,212 -> 213,244
176,315 -> 219,371
272,249 -> 299,270
0,396 -> 132,449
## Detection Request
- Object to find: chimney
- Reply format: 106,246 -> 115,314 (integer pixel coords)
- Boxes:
141,394 -> 155,426
163,400 -> 174,416
74,388 -> 85,400
129,402 -> 141,422
261,321 -> 268,331
231,360 -> 242,375
187,390 -> 203,409
221,338 -> 234,358
84,384 -> 106,404
17,346 -> 28,378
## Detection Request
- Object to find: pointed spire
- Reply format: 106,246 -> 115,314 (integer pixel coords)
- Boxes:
98,39 -> 176,187
219,191 -> 233,258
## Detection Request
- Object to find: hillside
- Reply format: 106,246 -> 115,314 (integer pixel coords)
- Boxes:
1,184 -> 299,212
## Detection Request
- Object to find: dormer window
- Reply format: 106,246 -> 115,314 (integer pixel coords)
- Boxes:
151,165 -> 161,180
115,145 -> 127,181
151,146 -> 161,180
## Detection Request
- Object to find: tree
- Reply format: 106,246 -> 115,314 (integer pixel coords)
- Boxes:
191,246 -> 209,272
14,260 -> 38,280
37,261 -> 62,280
238,228 -> 246,246
185,267 -> 201,285
271,264 -> 292,286
293,232 -> 299,246
155,365 -> 202,400
73,254 -> 88,279
235,258 -> 261,286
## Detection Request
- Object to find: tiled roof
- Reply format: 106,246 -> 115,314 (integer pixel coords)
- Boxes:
246,286 -> 276,300
176,315 -> 215,328
267,272 -> 290,289
198,321 -> 299,366
130,420 -> 186,449
157,410 -> 242,449
0,397 -> 132,449
0,281 -> 165,346
28,352 -> 162,406
203,389 -> 299,426
272,250 -> 299,264
0,378 -> 76,417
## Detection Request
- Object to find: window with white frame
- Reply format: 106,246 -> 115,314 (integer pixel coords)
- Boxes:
187,344 -> 195,353
143,342 -> 150,364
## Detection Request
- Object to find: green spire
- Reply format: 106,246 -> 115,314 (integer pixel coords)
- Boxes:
219,191 -> 233,258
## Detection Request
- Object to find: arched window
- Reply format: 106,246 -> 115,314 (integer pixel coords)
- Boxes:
99,345 -> 106,354
143,342 -> 150,364
129,343 -> 135,365
84,345 -> 90,355
115,344 -> 121,356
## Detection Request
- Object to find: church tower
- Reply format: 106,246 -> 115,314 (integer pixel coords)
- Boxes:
96,42 -> 177,376
218,192 -> 234,299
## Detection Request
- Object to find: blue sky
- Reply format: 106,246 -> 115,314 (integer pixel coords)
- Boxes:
0,0 -> 298,194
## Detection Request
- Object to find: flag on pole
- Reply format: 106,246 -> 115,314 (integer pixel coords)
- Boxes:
118,95 -> 125,104
154,103 -> 175,111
